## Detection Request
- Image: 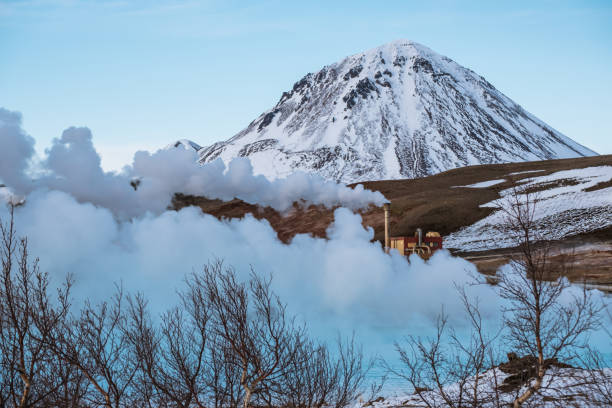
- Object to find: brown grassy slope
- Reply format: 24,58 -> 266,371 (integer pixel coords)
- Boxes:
172,155 -> 612,283
173,154 -> 612,244
171,195 -> 336,243
358,154 -> 612,243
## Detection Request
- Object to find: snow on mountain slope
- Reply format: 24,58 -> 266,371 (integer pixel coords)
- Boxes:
445,165 -> 612,251
167,139 -> 202,152
195,40 -> 596,183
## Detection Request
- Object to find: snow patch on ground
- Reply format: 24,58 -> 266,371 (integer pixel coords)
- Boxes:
364,367 -> 612,408
446,166 -> 612,251
456,179 -> 507,188
508,169 -> 545,176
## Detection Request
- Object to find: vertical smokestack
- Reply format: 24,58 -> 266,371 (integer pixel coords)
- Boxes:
416,228 -> 422,246
383,202 -> 390,253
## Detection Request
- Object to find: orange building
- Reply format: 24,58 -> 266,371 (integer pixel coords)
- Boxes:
389,229 -> 443,258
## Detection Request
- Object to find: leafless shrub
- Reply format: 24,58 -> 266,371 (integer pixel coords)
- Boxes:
190,260 -> 306,408
0,206 -> 73,408
390,187 -> 605,407
207,337 -> 244,408
331,335 -> 371,408
125,288 -> 210,408
276,338 -> 336,408
496,187 -> 602,407
579,308 -> 612,406
126,260 -> 373,408
277,334 -> 371,408
54,286 -> 138,408
388,290 -> 502,408
1,208 -> 372,408
576,348 -> 612,407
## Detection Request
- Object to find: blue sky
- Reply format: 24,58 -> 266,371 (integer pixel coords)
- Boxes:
1,0 -> 611,170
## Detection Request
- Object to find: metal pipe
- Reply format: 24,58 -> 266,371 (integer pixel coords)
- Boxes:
416,228 -> 423,246
383,202 -> 390,253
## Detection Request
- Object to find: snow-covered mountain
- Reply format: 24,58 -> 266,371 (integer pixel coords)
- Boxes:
167,139 -> 202,152
195,40 -> 596,183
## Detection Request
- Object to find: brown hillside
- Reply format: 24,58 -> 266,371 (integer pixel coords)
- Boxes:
172,155 -> 612,285
174,154 -> 612,243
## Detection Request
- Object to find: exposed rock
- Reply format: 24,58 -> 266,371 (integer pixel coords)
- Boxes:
343,64 -> 363,80
393,55 -> 406,66
412,57 -> 434,73
498,355 -> 573,393
343,78 -> 378,109
257,110 -> 278,131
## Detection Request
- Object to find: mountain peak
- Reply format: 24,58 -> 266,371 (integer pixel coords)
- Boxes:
166,139 -> 202,152
366,39 -> 432,54
197,41 -> 596,182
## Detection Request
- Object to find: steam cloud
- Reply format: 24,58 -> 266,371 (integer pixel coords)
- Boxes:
1,107 -> 608,369
0,108 -> 386,218
0,188 -> 504,356
0,107 -> 494,348
0,109 -> 35,192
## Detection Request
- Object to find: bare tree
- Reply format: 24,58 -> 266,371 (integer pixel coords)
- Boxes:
189,260 -> 306,408
0,206 -> 72,408
496,187 -> 602,407
126,288 -> 210,408
276,334 -> 371,408
1,205 -> 373,408
55,286 -> 138,408
329,335 -> 371,408
579,308 -> 612,406
276,339 -> 337,408
578,350 -> 612,406
207,337 -> 244,408
43,356 -> 88,408
389,186 -> 606,407
388,290 -> 502,408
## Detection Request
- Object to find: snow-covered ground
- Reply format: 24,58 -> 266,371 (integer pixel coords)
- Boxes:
364,366 -> 612,408
446,166 -> 612,251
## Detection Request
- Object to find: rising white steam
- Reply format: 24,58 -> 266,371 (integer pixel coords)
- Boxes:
0,108 -> 386,218
0,108 -> 36,192
0,106 -> 494,354
0,190 -> 498,327
1,107 -> 608,372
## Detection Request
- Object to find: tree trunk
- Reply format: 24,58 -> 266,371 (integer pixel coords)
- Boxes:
243,387 -> 252,408
513,376 -> 543,408
18,376 -> 31,408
